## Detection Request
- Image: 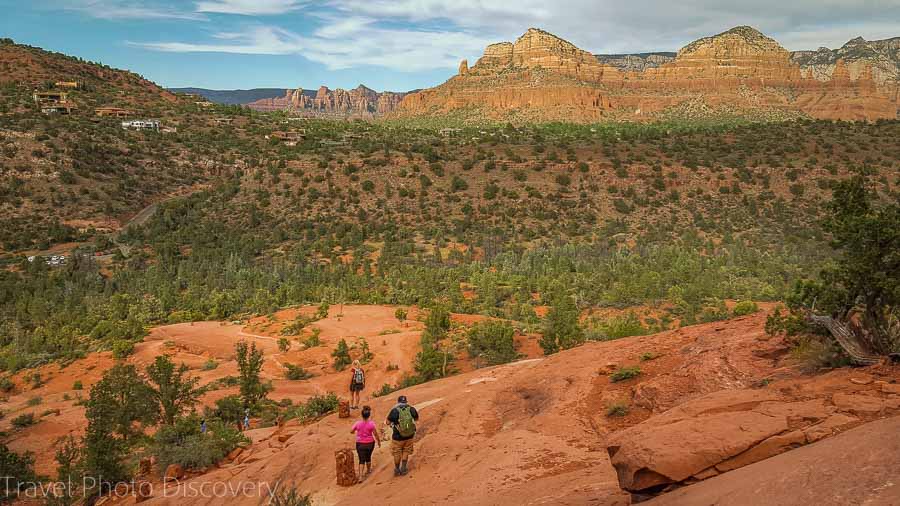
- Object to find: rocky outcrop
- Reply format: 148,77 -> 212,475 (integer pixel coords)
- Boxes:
595,52 -> 675,72
470,28 -> 621,82
247,84 -> 407,117
396,25 -> 899,122
792,36 -> 900,84
647,415 -> 900,506
608,379 -> 900,492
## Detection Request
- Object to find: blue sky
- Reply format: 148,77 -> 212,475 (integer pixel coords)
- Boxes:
1,1 -> 897,91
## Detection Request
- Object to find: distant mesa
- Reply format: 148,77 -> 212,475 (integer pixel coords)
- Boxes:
396,25 -> 900,122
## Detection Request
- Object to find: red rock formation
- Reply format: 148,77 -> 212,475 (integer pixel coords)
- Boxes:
396,25 -> 898,122
247,85 -> 407,117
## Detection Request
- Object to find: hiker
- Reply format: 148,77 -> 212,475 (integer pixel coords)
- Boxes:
200,419 -> 207,434
349,360 -> 365,409
350,405 -> 381,480
386,395 -> 419,476
243,409 -> 251,430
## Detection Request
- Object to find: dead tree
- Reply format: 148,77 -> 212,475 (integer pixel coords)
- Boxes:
806,314 -> 880,365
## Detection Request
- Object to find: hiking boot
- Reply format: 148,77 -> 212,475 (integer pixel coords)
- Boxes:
399,462 -> 408,475
394,466 -> 401,477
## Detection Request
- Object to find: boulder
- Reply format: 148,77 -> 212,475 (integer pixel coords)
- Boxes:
832,393 -> 885,415
715,430 -> 807,472
225,447 -> 243,462
608,410 -> 787,490
881,382 -> 900,395
335,448 -> 357,486
164,464 -> 184,482
802,413 -> 858,442
339,400 -> 351,418
134,480 -> 153,503
138,457 -> 152,476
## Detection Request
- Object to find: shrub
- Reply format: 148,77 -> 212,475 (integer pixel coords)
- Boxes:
303,328 -> 321,348
0,377 -> 13,393
467,320 -> 520,366
732,300 -> 759,316
11,413 -> 36,428
609,366 -> 642,383
394,308 -> 408,326
269,485 -> 312,506
72,380 -> 83,390
26,397 -> 41,406
211,395 -> 245,424
153,415 -> 248,472
606,402 -> 629,417
110,339 -> 134,359
278,337 -> 291,353
792,337 -> 852,372
331,339 -> 352,370
585,312 -> 647,341
639,352 -> 660,362
539,290 -> 584,354
0,443 -> 36,502
283,364 -> 312,380
285,393 -> 339,422
202,359 -> 218,371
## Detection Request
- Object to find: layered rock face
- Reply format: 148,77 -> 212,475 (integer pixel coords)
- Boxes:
397,25 -> 899,122
247,84 -> 406,117
471,28 -> 621,82
595,52 -> 676,72
791,36 -> 900,84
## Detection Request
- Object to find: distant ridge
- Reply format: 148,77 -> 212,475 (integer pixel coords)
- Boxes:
168,87 -> 293,105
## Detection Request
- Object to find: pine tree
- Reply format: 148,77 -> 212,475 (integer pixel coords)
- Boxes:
540,291 -> 584,354
235,341 -> 268,409
146,355 -> 203,426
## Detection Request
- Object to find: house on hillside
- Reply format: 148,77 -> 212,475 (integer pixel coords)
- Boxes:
40,103 -> 76,115
95,107 -> 133,118
55,81 -> 79,89
213,117 -> 234,125
33,91 -> 67,103
122,119 -> 160,131
266,130 -> 305,146
34,90 -> 77,114
439,128 -> 462,137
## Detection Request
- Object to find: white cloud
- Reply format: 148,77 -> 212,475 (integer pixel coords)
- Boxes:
133,23 -> 494,71
128,0 -> 900,76
194,0 -> 307,15
61,0 -> 204,20
328,0 -> 900,53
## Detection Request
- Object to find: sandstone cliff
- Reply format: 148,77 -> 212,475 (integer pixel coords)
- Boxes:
791,36 -> 900,84
396,26 -> 899,122
248,84 -> 407,117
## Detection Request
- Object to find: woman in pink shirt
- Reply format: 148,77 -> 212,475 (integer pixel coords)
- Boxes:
350,405 -> 381,480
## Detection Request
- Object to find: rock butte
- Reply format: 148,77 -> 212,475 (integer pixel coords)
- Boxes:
397,26 -> 900,122
247,85 -> 407,118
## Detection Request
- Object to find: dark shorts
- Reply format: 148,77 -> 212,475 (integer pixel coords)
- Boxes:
350,382 -> 364,392
356,442 -> 375,464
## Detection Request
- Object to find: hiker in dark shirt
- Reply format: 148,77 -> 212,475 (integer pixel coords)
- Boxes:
386,395 -> 419,476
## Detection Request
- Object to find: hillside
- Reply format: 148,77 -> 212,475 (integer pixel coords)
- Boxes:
396,26 -> 900,122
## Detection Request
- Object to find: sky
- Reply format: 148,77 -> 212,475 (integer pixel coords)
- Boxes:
1,0 -> 898,91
